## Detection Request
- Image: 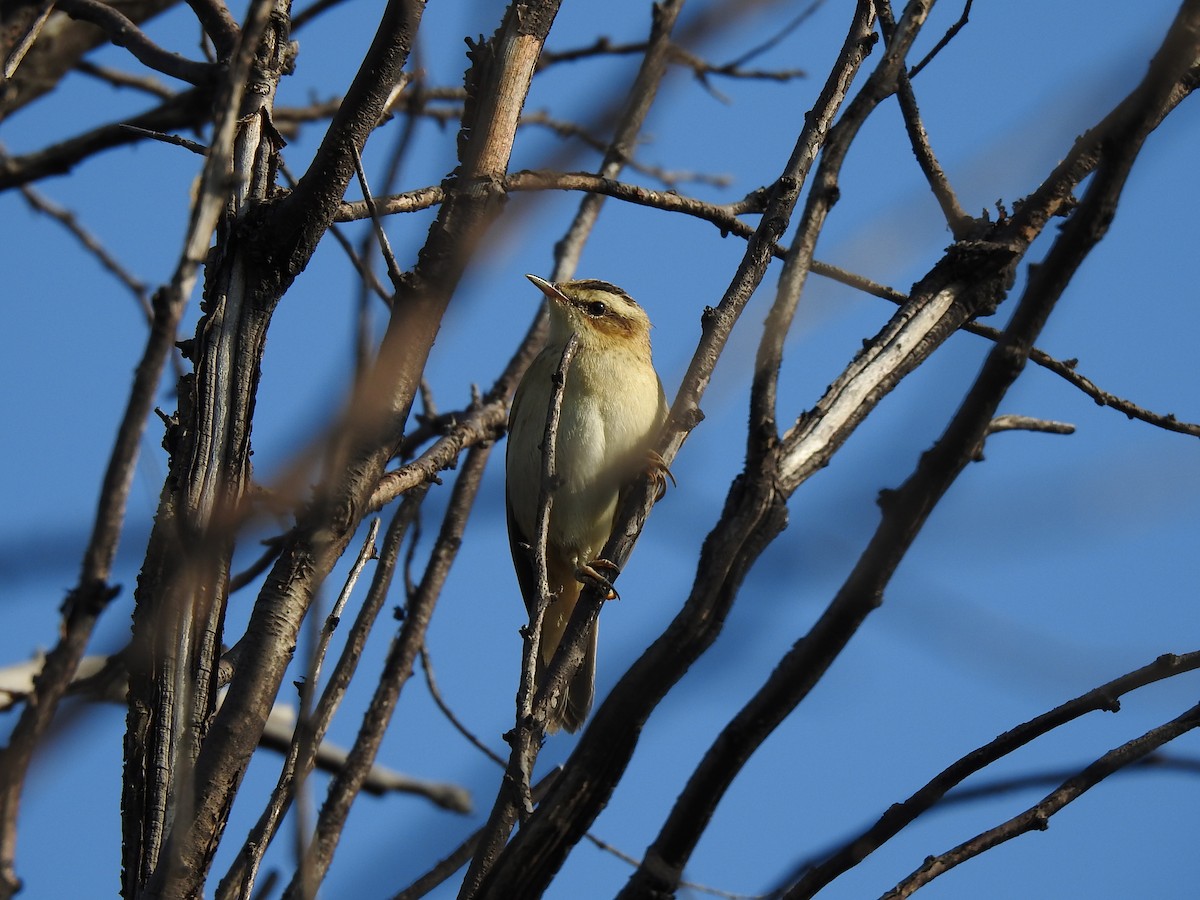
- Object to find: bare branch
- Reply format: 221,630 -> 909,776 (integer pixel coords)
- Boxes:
74,58 -> 176,98
883,700 -> 1200,899
368,398 -> 509,511
984,414 -> 1075,437
216,491 -> 429,900
463,333 -> 576,894
339,170 -> 903,303
55,0 -> 217,84
285,445 -> 492,899
1019,346 -> 1200,438
0,87 -> 214,190
118,123 -> 208,154
908,0 -> 973,79
877,0 -> 974,236
780,651 -> 1200,898
15,178 -> 151,317
350,144 -> 403,290
477,6 -> 881,897
1,0 -> 54,80
420,646 -> 506,768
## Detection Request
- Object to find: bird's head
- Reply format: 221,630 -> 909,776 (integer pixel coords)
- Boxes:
526,274 -> 653,354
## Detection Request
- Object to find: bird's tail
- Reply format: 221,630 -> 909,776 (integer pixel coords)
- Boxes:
537,576 -> 598,733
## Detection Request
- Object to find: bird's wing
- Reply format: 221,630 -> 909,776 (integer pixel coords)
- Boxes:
505,486 -> 541,617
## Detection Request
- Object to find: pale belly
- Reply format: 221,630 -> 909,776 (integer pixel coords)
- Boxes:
508,346 -> 662,567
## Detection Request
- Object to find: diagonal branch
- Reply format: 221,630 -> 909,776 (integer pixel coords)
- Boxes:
883,700 -> 1200,898
781,651 -> 1200,898
55,0 -> 217,84
215,491 -> 428,900
284,445 -> 492,900
619,6 -> 1200,893
877,0 -> 973,236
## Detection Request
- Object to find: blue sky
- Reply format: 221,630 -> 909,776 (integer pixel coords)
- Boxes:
2,1 -> 1198,897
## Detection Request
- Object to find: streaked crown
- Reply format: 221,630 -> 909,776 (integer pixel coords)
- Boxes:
526,274 -> 652,346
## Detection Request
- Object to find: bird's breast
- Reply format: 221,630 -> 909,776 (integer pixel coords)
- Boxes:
508,342 -> 663,564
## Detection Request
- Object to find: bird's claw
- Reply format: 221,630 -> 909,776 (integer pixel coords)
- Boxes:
576,558 -> 621,601
646,449 -> 676,502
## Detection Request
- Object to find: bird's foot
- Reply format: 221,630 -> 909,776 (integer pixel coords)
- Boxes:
576,558 -> 621,601
646,449 -> 676,502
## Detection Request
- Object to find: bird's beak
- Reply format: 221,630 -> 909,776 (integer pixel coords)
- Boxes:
526,273 -> 569,305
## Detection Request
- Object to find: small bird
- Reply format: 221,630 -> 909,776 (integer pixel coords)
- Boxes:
506,274 -> 669,733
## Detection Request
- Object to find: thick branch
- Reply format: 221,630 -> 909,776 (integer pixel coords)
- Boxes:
162,4 -> 560,896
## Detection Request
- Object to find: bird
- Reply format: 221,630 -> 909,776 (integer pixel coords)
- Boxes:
505,274 -> 670,733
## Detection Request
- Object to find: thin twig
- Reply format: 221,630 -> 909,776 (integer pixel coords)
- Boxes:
526,333 -> 579,729
16,180 -> 152,319
877,1 -> 973,236
724,0 -> 827,69
519,109 -> 732,189
419,646 -> 506,768
983,414 -> 1074,437
778,651 -> 1200,898
461,333 -> 577,895
908,0 -> 973,79
277,159 -> 392,309
118,124 -> 208,155
584,832 -> 767,900
292,517 -> 382,858
350,144 -> 403,290
882,701 -> 1200,899
228,531 -> 292,593
75,59 -> 176,98
390,771 -> 562,900
55,0 -> 216,84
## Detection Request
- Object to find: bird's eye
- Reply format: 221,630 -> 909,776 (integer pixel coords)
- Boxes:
585,301 -> 607,317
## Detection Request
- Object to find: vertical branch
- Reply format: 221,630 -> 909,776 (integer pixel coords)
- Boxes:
122,3 -> 293,894
146,1 -> 429,894
461,333 -> 577,898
